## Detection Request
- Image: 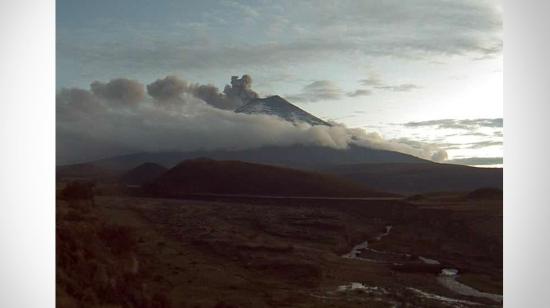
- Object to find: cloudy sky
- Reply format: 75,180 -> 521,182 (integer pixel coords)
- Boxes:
57,0 -> 502,167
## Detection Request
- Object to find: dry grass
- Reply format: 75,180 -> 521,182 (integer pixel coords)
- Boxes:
56,197 -> 171,308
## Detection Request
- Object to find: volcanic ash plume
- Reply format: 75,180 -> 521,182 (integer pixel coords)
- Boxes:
145,74 -> 256,110
56,74 -> 447,164
223,74 -> 258,104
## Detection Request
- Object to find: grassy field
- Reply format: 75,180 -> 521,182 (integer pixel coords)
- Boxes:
57,187 -> 502,307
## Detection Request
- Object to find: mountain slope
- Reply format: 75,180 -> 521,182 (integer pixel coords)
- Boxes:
235,95 -> 330,126
322,163 -> 503,194
146,159 -> 393,197
89,144 -> 430,172
120,162 -> 168,185
57,163 -> 119,181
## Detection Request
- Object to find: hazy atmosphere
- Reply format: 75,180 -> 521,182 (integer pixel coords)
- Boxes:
57,0 -> 502,167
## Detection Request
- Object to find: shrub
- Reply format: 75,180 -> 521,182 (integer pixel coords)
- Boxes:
97,224 -> 137,256
60,181 -> 95,201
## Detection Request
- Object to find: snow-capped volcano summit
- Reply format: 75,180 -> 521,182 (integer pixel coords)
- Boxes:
235,95 -> 330,126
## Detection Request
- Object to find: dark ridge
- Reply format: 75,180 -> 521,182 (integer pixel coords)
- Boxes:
90,144 -> 430,172
57,163 -> 119,181
322,163 -> 502,194
120,162 -> 168,186
146,159 -> 394,198
466,187 -> 503,200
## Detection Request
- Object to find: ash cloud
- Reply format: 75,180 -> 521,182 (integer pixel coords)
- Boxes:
90,78 -> 145,105
146,74 -> 255,110
56,75 -> 448,164
146,75 -> 187,101
223,75 -> 258,104
57,88 -> 104,120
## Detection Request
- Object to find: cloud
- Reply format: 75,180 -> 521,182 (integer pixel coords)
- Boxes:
56,75 -> 448,164
57,0 -> 502,85
388,137 -> 448,162
389,119 -> 503,155
286,80 -> 344,102
359,73 -> 421,92
431,150 -> 449,162
286,80 -> 372,102
358,75 -> 420,93
375,83 -> 421,92
446,157 -> 503,166
346,89 -> 372,97
463,132 -> 490,137
459,118 -> 503,128
359,75 -> 383,87
221,0 -> 259,19
402,118 -> 503,130
464,140 -> 503,149
431,140 -> 502,150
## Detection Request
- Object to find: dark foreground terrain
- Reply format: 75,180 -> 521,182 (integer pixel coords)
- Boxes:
57,186 -> 502,307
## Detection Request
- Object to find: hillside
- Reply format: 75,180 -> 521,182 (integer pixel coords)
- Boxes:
120,162 -> 168,185
146,159 -> 392,197
322,163 -> 503,194
57,163 -> 119,181
467,187 -> 503,200
59,155 -> 501,195
90,144 -> 430,172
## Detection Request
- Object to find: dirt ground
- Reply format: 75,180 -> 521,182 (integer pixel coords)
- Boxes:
57,192 -> 503,308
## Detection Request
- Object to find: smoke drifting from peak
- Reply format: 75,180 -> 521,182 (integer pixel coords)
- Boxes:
223,74 -> 259,104
57,88 -> 103,116
91,78 -> 145,105
146,75 -> 254,110
56,74 -> 447,164
146,75 -> 187,101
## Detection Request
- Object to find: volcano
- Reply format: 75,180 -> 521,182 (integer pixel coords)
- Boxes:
235,95 -> 330,126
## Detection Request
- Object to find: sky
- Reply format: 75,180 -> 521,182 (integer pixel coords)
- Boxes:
56,0 -> 503,167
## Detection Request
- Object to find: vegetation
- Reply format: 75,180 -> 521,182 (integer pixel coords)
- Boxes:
146,159 -> 393,197
467,187 -> 503,200
60,181 -> 95,202
56,187 -> 171,308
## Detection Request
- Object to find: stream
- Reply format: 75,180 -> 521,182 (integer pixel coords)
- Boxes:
342,225 -> 400,262
341,225 -> 503,305
437,268 -> 503,303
